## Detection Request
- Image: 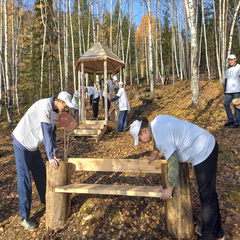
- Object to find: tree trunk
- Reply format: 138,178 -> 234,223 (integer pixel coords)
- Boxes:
64,0 -> 69,91
202,0 -> 211,81
40,0 -> 47,98
161,163 -> 194,240
46,162 -> 71,230
147,0 -> 154,99
12,0 -> 15,106
69,0 -> 76,91
4,0 -> 12,123
183,0 -> 190,80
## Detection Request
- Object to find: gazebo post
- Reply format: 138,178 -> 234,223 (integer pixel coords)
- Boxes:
78,71 -> 81,126
94,72 -> 96,89
81,62 -> 85,121
104,60 -> 108,121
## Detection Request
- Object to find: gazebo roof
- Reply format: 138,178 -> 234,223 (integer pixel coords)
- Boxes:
75,42 -> 125,75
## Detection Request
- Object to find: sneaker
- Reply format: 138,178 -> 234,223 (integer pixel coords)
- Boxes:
196,226 -> 202,236
196,227 -> 226,240
224,121 -> 234,127
233,124 -> 239,128
21,217 -> 36,231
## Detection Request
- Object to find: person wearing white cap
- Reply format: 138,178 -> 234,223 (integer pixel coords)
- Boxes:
224,54 -> 240,128
111,81 -> 130,132
11,91 -> 74,231
130,115 -> 225,240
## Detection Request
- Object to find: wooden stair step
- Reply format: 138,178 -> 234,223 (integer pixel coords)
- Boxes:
74,129 -> 101,135
77,124 -> 105,129
55,183 -> 163,198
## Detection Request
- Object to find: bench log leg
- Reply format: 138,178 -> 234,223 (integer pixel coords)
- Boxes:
161,163 -> 194,240
46,162 -> 71,230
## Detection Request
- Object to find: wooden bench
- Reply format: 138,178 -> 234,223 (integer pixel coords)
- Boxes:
46,158 -> 194,239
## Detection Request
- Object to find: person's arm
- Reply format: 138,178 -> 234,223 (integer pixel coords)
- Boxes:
110,95 -> 120,102
148,150 -> 159,164
224,78 -> 227,94
41,123 -> 61,170
160,150 -> 179,200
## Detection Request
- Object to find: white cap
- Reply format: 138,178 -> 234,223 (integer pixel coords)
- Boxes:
112,76 -> 118,81
228,54 -> 236,59
57,91 -> 75,108
118,81 -> 123,85
130,120 -> 142,146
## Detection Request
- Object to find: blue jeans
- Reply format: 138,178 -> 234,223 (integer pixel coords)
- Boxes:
194,142 -> 223,240
13,143 -> 46,218
117,110 -> 128,132
224,93 -> 240,125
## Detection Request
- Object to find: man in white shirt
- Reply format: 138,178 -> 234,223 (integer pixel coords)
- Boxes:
11,91 -> 74,231
84,86 -> 100,120
224,54 -> 240,128
111,81 -> 130,132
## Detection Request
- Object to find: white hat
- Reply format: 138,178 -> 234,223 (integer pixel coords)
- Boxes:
228,54 -> 236,59
130,120 -> 142,146
112,76 -> 118,81
57,91 -> 75,108
118,81 -> 123,85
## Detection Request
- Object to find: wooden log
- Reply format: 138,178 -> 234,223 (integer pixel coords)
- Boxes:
46,162 -> 71,230
161,163 -> 194,240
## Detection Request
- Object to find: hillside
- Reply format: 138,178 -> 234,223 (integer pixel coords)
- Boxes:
0,79 -> 240,240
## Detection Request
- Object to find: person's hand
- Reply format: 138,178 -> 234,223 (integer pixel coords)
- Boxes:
49,157 -> 62,170
160,187 -> 174,200
148,155 -> 158,164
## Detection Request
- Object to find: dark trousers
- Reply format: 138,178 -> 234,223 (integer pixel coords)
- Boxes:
102,96 -> 111,112
194,142 -> 223,240
117,110 -> 128,132
71,108 -> 79,125
13,143 -> 46,218
92,96 -> 100,119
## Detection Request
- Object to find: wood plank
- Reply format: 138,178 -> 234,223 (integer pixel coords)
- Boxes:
107,121 -> 118,129
68,158 -> 167,173
74,129 -> 101,135
55,183 -> 163,198
80,120 -> 107,125
77,124 -> 105,129
96,125 -> 107,143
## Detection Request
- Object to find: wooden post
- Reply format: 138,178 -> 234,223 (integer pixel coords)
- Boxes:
46,162 -> 71,230
104,60 -> 107,121
161,163 -> 194,240
81,62 -> 85,121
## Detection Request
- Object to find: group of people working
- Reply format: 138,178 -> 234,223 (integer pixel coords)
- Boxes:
11,54 -> 240,239
70,75 -> 130,133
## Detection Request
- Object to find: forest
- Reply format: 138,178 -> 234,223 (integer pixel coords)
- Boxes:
1,0 -> 240,122
0,1 -> 240,239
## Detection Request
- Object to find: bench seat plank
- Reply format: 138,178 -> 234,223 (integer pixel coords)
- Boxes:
68,158 -> 167,173
55,183 -> 163,198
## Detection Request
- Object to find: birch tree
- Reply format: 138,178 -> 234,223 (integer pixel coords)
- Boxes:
147,0 -> 154,99
201,0 -> 211,81
58,0 -> 63,91
69,0 -> 76,91
184,0 -> 199,107
4,0 -> 13,122
40,0 -> 47,98
64,0 -> 69,91
12,0 -> 15,105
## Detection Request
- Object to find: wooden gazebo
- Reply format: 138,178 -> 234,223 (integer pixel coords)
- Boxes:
74,42 -> 125,142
